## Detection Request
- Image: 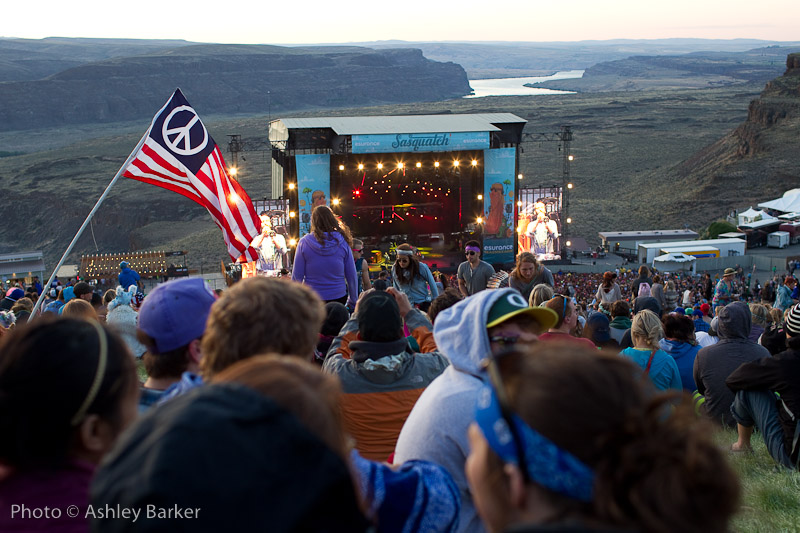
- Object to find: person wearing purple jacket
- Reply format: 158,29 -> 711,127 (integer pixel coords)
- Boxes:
292,205 -> 358,307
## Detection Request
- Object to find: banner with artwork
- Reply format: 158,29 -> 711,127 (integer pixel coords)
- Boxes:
517,187 -> 562,260
352,132 -> 490,154
482,148 -> 515,265
296,154 -> 331,237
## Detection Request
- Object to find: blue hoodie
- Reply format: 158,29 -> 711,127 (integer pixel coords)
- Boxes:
392,261 -> 440,305
292,231 -> 358,304
659,338 -> 700,392
395,288 -> 512,533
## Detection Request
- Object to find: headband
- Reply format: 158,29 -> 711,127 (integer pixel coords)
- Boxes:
474,385 -> 594,502
70,321 -> 109,426
465,246 -> 481,254
397,250 -> 414,257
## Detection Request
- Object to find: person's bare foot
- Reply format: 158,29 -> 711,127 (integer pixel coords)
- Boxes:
730,442 -> 753,453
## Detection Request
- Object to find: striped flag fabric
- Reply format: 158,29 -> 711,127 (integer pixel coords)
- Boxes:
123,88 -> 261,262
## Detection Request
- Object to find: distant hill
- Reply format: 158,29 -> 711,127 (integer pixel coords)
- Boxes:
0,43 -> 470,131
621,53 -> 800,229
528,46 -> 797,92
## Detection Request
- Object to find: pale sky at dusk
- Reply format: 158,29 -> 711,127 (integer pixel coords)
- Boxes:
2,0 -> 798,44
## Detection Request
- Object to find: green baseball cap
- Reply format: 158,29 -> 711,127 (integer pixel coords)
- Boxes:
487,292 -> 559,330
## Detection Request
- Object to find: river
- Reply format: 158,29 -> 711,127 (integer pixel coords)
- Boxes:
465,70 -> 585,98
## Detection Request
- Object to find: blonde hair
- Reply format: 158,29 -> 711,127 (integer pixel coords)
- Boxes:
62,299 -> 98,320
749,303 -> 768,327
529,283 -> 554,307
631,309 -> 663,350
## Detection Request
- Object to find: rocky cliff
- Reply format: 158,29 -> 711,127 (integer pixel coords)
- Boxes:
0,44 -> 471,132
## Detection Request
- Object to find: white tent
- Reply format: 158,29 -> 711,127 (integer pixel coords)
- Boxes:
737,206 -> 779,226
758,189 -> 800,213
652,252 -> 697,274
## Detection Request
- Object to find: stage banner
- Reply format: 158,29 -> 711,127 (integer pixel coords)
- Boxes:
296,154 -> 331,237
351,132 -> 490,154
483,148 -> 515,265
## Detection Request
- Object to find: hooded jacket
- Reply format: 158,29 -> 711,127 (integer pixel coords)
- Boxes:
659,338 -> 701,392
394,288 -> 515,533
292,231 -> 358,304
91,384 -> 370,532
323,309 -> 448,461
693,302 -> 770,426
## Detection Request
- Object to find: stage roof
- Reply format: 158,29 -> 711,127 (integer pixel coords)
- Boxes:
272,113 -> 525,135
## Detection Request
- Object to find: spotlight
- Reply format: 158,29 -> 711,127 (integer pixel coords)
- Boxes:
358,163 -> 364,170
288,183 -> 296,190
566,217 -> 572,223
517,201 -> 522,207
289,211 -> 296,218
517,173 -> 523,180
397,162 -> 404,169
416,162 -> 422,168
568,155 -> 574,161
434,162 -> 440,168
332,198 -> 340,206
377,163 -> 383,169
471,160 -> 478,166
567,183 -> 573,189
477,194 -> 483,200
289,238 -> 297,246
476,217 -> 484,224
453,161 -> 459,167
566,241 -> 572,247
229,167 -> 238,176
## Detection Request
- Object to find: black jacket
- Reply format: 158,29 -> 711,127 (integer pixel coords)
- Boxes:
727,336 -> 800,463
91,383 -> 370,532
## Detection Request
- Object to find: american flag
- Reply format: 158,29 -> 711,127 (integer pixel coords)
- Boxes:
123,89 -> 261,262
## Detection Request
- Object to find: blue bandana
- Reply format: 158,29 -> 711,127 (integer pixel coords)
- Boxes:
474,385 -> 594,502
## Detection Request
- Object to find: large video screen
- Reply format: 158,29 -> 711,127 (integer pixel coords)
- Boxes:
517,187 -> 562,260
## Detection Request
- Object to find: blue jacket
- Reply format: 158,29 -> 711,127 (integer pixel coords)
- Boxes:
118,267 -> 140,289
392,262 -> 439,305
659,338 -> 700,392
620,347 -> 682,392
292,232 -> 358,304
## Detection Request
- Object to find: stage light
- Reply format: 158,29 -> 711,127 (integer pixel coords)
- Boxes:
358,163 -> 364,170
567,183 -> 573,189
517,201 -> 522,207
568,155 -> 574,161
453,161 -> 460,167
289,238 -> 297,246
416,162 -> 422,168
518,173 -> 523,180
567,217 -> 572,223
471,160 -> 478,166
477,194 -> 483,200
229,167 -> 238,176
566,241 -> 572,247
289,211 -> 296,218
377,163 -> 383,169
288,183 -> 296,190
434,161 -> 440,168
332,198 -> 340,206
476,217 -> 484,224
339,164 -> 345,171
354,189 -> 361,196
397,162 -> 404,169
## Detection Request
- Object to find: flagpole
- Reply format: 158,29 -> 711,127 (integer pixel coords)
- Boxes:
30,131 -> 149,319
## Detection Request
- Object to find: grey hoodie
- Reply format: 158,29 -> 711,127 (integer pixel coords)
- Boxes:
394,289 -> 512,533
693,302 -> 770,426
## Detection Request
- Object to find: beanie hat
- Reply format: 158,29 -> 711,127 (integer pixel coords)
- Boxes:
674,307 -> 685,315
700,303 -> 710,315
357,291 -> 403,342
633,296 -> 661,317
786,303 -> 800,336
5,288 -> 24,302
138,278 -> 217,353
684,307 -> 694,316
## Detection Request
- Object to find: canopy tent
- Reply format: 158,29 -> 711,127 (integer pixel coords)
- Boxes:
737,207 -> 778,226
652,252 -> 697,274
758,189 -> 800,213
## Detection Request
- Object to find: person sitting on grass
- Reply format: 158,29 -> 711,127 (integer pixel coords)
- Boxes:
659,313 -> 700,393
727,302 -> 800,469
620,310 -> 682,392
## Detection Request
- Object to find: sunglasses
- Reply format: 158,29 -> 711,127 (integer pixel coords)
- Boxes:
352,249 -> 363,253
490,187 -> 503,192
465,251 -> 477,256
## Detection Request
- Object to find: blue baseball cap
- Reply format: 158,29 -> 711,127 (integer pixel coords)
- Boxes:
138,278 -> 217,353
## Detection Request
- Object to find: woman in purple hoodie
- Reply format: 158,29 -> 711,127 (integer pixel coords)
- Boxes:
292,205 -> 358,307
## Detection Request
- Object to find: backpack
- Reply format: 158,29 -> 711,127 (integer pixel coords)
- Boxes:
638,281 -> 651,298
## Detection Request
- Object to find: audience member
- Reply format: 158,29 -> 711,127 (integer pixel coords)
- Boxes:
61,299 -> 98,321
620,309 -> 682,391
693,302 -> 771,426
392,243 -> 439,311
105,285 -> 146,358
528,283 -> 554,307
660,313 -> 701,392
457,240 -> 495,297
594,271 -> 621,305
509,252 -> 554,301
582,312 -> 617,348
539,295 -> 597,349
608,300 -> 631,344
630,265 -> 653,298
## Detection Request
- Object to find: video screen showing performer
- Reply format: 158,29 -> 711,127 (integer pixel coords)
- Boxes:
250,211 -> 288,276
517,188 -> 562,260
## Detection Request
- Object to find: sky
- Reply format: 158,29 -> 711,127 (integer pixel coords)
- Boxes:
2,0 -> 798,44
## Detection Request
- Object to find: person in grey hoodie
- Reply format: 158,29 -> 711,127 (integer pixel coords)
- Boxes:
693,302 -> 771,427
393,289 -> 558,533
292,205 -> 358,306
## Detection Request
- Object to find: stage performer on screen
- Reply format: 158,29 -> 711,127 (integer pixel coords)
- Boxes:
526,202 -> 559,256
485,183 -> 505,237
250,211 -> 288,276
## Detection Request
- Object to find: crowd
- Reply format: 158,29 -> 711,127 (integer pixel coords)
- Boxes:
1,204 -> 798,532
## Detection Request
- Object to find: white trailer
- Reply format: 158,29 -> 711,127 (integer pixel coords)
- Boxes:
638,238 -> 747,264
768,231 -> 790,249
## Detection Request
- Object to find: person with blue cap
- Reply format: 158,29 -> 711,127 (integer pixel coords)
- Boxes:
118,260 -> 143,291
136,278 -> 217,411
